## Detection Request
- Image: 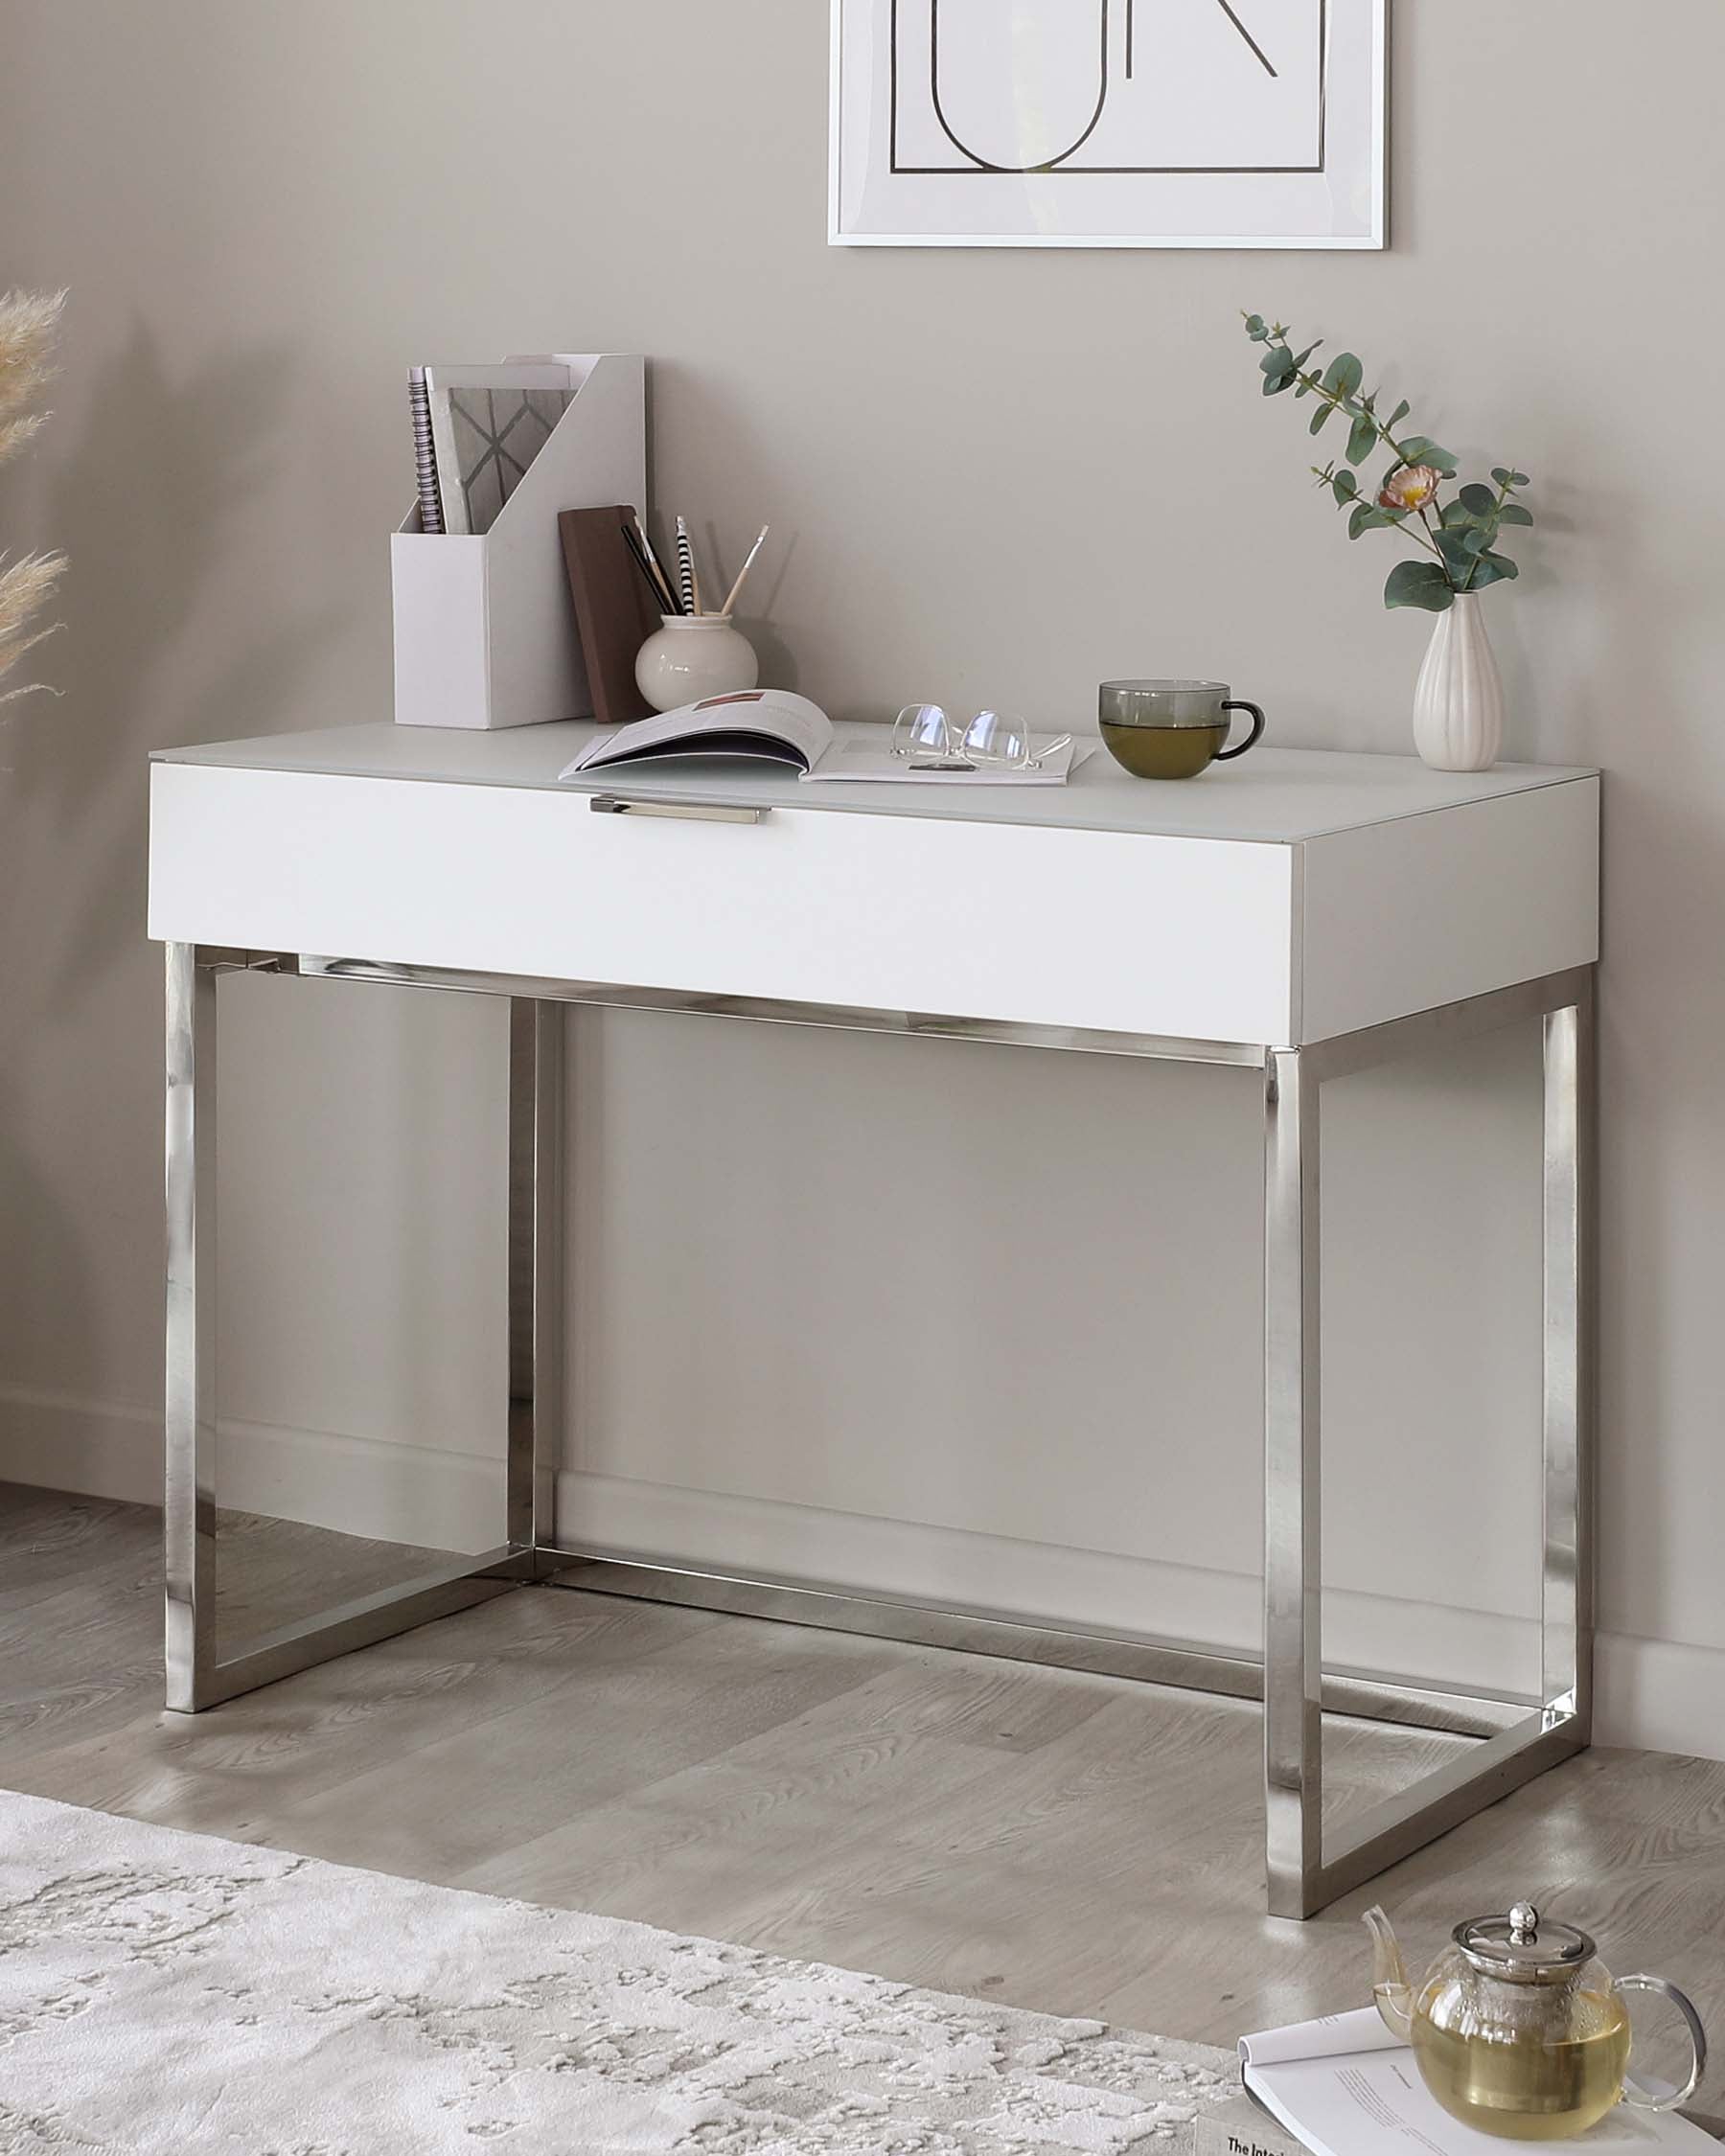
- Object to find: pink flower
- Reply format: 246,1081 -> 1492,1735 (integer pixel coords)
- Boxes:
1379,464 -> 1441,514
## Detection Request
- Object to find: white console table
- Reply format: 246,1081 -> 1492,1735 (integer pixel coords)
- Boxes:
148,721 -> 1599,1917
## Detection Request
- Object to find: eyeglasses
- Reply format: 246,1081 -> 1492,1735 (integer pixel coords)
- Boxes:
891,704 -> 1072,773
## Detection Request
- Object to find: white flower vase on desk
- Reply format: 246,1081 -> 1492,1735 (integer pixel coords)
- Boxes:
1240,314 -> 1538,782
635,615 -> 759,714
1411,593 -> 1504,772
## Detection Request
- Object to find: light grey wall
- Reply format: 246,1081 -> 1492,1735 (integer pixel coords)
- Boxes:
2,1 -> 1722,1751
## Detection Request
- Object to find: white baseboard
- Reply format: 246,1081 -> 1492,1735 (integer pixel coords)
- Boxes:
0,1382 -> 500,1556
553,1468 -> 1542,1698
1595,1631 -> 1725,1763
4,1383 -> 1721,1763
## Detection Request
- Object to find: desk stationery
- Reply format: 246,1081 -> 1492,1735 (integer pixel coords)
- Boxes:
148,721 -> 1599,1918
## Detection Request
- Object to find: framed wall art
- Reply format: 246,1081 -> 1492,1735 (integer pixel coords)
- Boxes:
829,0 -> 1387,249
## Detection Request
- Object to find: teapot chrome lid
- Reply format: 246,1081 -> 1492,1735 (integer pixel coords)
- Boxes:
1454,1902 -> 1596,1981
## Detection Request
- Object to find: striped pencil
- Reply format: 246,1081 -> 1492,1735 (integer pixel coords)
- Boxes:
676,517 -> 698,616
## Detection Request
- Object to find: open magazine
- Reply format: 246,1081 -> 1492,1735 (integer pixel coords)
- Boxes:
559,692 -> 1082,786
1238,2008 -> 1714,2155
561,691 -> 835,776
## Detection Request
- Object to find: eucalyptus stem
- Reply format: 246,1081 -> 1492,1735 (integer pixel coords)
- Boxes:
1244,310 -> 1534,615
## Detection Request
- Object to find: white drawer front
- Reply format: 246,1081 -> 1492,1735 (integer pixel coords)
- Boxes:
150,765 -> 1297,1044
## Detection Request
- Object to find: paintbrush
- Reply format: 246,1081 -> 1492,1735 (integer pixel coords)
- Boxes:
632,512 -> 681,613
621,522 -> 673,614
719,525 -> 770,618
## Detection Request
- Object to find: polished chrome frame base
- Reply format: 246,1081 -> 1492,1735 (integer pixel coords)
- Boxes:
164,946 -> 1595,1917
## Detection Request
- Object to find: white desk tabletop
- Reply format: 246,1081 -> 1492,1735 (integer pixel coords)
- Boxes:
153,721 -> 1596,846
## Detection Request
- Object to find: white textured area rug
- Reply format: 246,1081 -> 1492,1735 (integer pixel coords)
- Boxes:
0,1792 -> 1237,2154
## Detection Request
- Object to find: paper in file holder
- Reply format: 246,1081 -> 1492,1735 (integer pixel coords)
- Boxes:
391,353 -> 646,729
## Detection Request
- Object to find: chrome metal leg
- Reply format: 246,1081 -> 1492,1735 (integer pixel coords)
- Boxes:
508,999 -> 564,1563
1542,979 -> 1596,1728
164,942 -> 218,1713
1263,1045 -> 1322,1918
1257,973 -> 1598,1916
162,948 -> 529,1713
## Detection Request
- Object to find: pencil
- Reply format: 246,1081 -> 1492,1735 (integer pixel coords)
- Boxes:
720,525 -> 770,619
676,517 -> 698,617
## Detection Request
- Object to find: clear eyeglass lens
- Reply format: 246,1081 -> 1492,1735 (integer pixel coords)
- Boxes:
893,703 -> 954,758
962,710 -> 1032,768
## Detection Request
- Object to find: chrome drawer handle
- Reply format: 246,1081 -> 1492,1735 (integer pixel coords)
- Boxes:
589,794 -> 768,824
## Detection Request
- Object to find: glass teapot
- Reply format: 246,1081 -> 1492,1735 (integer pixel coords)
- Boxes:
1365,1902 -> 1707,2141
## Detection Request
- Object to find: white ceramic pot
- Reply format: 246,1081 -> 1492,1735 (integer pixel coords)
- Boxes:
634,614 -> 759,714
1411,592 -> 1504,772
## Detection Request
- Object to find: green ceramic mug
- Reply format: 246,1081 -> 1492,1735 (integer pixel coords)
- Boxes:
1098,679 -> 1267,780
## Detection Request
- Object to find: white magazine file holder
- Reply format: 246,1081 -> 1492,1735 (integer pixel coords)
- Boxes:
391,352 -> 646,730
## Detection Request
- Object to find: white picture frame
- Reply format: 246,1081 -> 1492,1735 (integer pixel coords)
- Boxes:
829,0 -> 1387,250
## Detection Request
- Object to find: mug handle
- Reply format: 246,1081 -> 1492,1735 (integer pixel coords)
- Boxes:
1619,1974 -> 1708,2111
1215,700 -> 1266,761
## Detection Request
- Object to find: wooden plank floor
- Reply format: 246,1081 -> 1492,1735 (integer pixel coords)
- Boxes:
4,1481 -> 1722,2111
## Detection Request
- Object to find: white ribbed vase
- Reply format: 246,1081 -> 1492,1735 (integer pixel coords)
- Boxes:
1411,592 -> 1504,772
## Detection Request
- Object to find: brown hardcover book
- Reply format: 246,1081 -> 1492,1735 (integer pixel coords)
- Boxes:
559,505 -> 660,730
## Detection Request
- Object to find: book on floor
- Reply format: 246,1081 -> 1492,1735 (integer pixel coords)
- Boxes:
1193,2090 -> 1313,2156
1239,2008 -> 1719,2155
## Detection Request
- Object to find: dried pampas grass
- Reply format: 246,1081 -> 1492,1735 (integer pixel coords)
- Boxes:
0,287 -> 65,469
0,287 -> 67,705
0,549 -> 67,704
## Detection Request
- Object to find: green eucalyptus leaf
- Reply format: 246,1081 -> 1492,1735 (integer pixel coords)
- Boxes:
1497,501 -> 1534,526
1260,345 -> 1296,378
1245,313 -> 1269,340
1467,551 -> 1520,587
1322,353 -> 1364,398
1397,435 -> 1460,477
1291,343 -> 1321,371
1459,483 -> 1499,516
1346,413 -> 1378,466
1440,500 -> 1475,529
1461,527 -> 1493,555
1385,560 -> 1456,612
1309,400 -> 1336,435
1347,500 -> 1376,539
1436,529 -> 1480,573
1332,470 -> 1359,506
1262,370 -> 1296,397
1388,400 -> 1411,429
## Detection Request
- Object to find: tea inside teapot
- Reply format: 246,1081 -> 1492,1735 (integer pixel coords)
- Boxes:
1414,1984 -> 1630,2141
